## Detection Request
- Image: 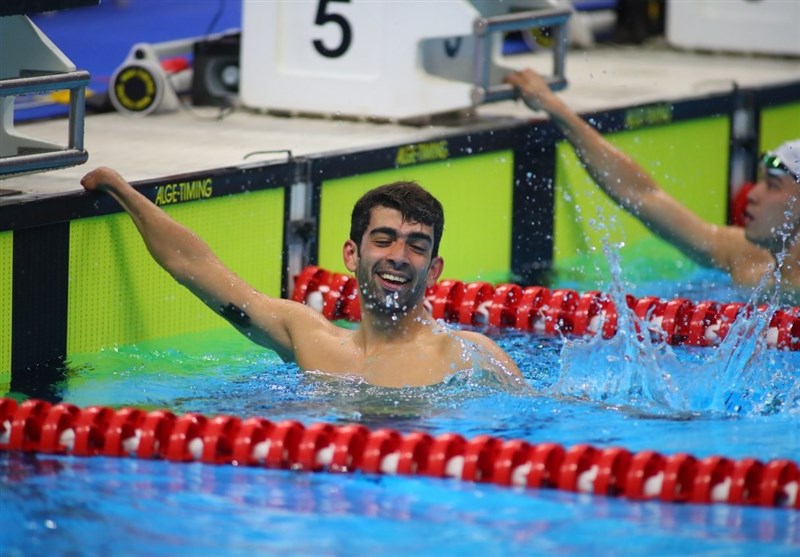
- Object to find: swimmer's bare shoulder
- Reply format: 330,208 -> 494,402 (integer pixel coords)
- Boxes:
710,225 -> 776,286
451,329 -> 523,380
240,292 -> 351,361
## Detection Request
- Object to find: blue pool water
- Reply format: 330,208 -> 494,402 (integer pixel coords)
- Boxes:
3,269 -> 799,556
5,452 -> 799,557
9,2 -> 798,555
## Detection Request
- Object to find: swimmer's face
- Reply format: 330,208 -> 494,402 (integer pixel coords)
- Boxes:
744,171 -> 800,252
343,206 -> 443,315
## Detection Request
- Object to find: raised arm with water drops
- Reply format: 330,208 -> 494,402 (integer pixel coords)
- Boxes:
79,166 -> 322,361
505,68 -> 738,271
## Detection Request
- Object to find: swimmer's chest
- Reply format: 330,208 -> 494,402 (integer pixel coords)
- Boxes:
295,333 -> 464,387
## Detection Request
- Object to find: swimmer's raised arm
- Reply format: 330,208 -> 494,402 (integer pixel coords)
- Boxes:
80,166 -> 325,361
82,169 -> 529,387
505,68 -> 741,272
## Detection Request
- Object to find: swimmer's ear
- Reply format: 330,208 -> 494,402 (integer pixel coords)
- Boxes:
426,256 -> 444,287
343,239 -> 358,272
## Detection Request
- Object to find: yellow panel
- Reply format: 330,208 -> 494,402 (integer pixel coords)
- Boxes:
759,102 -> 800,153
318,151 -> 514,283
0,231 -> 12,392
67,188 -> 285,354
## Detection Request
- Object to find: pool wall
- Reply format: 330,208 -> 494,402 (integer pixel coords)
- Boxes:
65,188 -> 286,354
1,81 -> 798,396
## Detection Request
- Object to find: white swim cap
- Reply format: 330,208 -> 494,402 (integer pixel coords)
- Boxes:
765,139 -> 800,181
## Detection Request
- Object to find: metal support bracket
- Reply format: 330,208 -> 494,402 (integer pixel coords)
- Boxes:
0,70 -> 90,176
471,7 -> 571,105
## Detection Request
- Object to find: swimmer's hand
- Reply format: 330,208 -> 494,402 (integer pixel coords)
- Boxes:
81,166 -> 127,193
504,68 -> 558,113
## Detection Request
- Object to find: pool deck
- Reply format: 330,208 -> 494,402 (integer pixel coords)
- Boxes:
2,43 -> 800,203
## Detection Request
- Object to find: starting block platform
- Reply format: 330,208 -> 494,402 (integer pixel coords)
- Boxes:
239,0 -> 570,121
0,4 -> 96,177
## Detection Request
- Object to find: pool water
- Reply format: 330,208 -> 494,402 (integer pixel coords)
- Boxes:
5,451 -> 798,557
3,269 -> 800,556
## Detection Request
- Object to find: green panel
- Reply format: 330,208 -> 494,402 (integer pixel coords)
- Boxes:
553,116 -> 730,285
67,188 -> 285,354
319,151 -> 514,283
0,231 -> 11,393
759,102 -> 800,153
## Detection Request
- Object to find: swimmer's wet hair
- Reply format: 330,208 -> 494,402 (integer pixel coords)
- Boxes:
350,181 -> 445,256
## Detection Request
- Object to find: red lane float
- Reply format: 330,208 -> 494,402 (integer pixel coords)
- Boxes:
4,399 -> 797,511
291,266 -> 330,307
232,417 -> 273,466
660,453 -> 696,504
201,415 -> 242,465
430,280 -> 466,322
39,403 -> 80,454
322,274 -> 360,322
543,289 -> 579,336
291,266 -> 800,351
514,286 -> 551,332
493,439 -> 531,486
458,282 -> 494,326
487,284 -> 523,328
361,428 -> 402,474
104,407 -> 147,458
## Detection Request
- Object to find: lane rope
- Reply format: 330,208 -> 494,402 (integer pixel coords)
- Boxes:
291,266 -> 800,351
1,397 -> 798,509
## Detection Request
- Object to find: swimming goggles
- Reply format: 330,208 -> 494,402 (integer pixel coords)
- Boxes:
761,152 -> 800,183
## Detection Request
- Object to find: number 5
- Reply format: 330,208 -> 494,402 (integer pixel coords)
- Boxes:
313,0 -> 353,58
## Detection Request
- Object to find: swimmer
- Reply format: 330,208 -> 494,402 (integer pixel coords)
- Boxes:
505,68 -> 800,302
81,167 -> 524,388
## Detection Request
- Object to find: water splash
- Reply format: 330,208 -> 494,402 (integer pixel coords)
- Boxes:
553,238 -> 800,417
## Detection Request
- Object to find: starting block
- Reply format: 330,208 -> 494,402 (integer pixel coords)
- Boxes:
0,8 -> 93,176
239,0 -> 570,121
